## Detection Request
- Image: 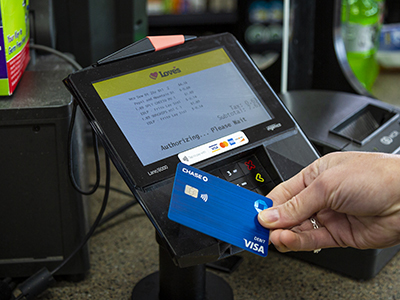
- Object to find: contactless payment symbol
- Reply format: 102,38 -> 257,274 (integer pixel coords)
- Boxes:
200,194 -> 209,202
149,72 -> 158,80
254,199 -> 269,213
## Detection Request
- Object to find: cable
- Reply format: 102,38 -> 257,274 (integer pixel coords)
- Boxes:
12,151 -> 111,300
13,153 -> 111,300
90,185 -> 138,227
9,44 -> 111,300
68,100 -> 101,195
52,152 -> 110,276
98,199 -> 138,227
99,185 -> 135,198
29,43 -> 83,70
30,43 -> 102,195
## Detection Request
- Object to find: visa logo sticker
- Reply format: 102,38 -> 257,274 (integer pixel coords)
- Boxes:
209,143 -> 220,152
168,163 -> 272,257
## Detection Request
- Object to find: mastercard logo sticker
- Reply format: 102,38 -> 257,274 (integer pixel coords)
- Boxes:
219,141 -> 229,148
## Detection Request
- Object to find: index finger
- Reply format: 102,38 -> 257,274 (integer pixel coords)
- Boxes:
266,167 -> 310,206
266,152 -> 358,206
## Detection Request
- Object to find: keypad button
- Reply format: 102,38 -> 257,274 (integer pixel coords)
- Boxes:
207,155 -> 277,195
248,170 -> 271,185
231,177 -> 256,190
238,158 -> 262,175
219,163 -> 244,181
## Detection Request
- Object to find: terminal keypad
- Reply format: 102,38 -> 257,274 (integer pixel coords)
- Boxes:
210,155 -> 277,195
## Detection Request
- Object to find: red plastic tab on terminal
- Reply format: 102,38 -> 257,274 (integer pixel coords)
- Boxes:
147,35 -> 185,51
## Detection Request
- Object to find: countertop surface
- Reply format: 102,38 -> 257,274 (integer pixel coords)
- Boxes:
35,71 -> 400,299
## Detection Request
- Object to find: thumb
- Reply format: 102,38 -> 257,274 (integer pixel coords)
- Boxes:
257,155 -> 335,229
258,192 -> 325,229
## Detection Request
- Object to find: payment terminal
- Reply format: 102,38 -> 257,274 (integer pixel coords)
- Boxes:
64,33 -> 319,267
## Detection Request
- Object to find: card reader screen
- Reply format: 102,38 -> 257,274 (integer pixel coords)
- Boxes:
92,48 -> 273,166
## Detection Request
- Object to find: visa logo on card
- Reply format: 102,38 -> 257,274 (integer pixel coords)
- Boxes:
168,163 -> 273,257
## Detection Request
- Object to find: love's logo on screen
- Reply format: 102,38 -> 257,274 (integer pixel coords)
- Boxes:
149,72 -> 158,80
150,67 -> 182,80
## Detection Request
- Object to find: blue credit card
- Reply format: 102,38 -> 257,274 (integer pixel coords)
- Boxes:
168,163 -> 273,257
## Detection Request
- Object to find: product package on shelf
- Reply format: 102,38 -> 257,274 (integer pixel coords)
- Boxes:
0,0 -> 30,96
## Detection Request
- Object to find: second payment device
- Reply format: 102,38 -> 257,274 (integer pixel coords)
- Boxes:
64,33 -> 319,267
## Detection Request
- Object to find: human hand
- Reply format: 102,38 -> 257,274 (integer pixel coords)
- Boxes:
257,151 -> 400,253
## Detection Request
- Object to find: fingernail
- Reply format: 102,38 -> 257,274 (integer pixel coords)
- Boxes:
258,208 -> 279,225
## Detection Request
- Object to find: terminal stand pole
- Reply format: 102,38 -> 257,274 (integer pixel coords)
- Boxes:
131,232 -> 234,300
159,243 -> 206,300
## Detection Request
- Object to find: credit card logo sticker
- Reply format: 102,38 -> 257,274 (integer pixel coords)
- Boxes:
178,131 -> 249,165
219,141 -> 229,148
236,136 -> 246,143
209,143 -> 220,152
184,185 -> 199,198
254,199 -> 269,213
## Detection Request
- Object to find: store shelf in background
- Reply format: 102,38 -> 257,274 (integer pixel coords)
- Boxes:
147,0 -> 238,27
149,12 -> 238,27
147,0 -> 237,15
243,1 -> 283,52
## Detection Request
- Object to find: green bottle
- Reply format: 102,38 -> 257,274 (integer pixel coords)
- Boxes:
342,0 -> 381,91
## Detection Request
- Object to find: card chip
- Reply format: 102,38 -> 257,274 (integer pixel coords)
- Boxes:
184,185 -> 198,198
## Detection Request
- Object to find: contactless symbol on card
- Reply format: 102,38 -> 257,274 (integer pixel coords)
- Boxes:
168,163 -> 273,257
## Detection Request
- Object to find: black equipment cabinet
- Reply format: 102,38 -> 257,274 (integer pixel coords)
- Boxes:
0,54 -> 90,279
